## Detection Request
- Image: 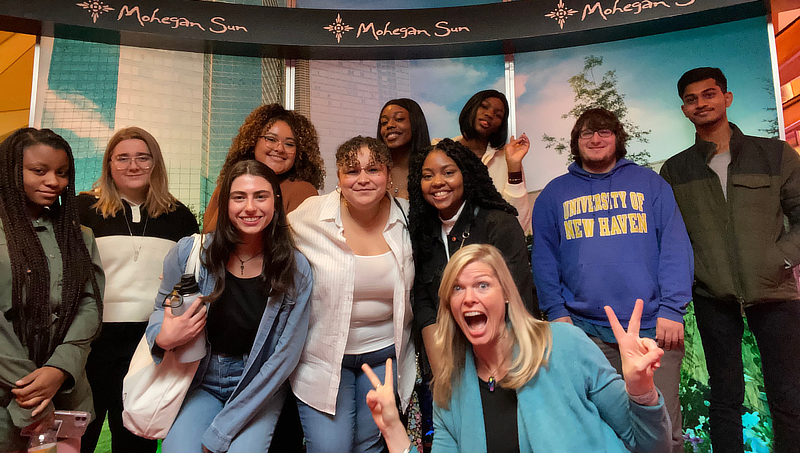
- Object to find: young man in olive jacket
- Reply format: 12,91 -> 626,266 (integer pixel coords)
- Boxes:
660,67 -> 800,453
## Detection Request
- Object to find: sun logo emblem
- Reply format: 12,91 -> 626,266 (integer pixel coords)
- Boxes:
545,0 -> 578,29
324,14 -> 354,43
76,0 -> 115,23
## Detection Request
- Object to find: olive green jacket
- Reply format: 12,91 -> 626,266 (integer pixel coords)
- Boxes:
660,123 -> 800,306
0,216 -> 104,450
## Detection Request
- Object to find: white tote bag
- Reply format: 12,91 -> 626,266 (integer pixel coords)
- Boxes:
121,233 -> 204,439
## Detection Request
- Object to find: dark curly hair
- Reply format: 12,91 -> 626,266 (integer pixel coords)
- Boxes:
569,108 -> 628,168
217,103 -> 325,190
408,138 -> 515,260
335,135 -> 392,170
459,90 -> 510,150
376,98 -> 431,160
0,128 -> 102,367
203,160 -> 297,302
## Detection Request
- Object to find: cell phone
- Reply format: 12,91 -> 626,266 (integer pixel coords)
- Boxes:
53,411 -> 90,439
20,419 -> 60,438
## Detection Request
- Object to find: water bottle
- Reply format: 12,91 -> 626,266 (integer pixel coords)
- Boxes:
165,274 -> 206,363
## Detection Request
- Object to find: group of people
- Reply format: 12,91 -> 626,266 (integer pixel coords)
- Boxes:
0,66 -> 797,453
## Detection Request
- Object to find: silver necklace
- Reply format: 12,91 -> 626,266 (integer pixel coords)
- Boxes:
233,252 -> 262,275
121,206 -> 149,262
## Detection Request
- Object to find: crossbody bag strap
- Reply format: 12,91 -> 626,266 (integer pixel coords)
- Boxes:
185,233 -> 204,281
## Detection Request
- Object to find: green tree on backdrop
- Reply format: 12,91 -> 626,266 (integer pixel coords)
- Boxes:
542,55 -> 652,168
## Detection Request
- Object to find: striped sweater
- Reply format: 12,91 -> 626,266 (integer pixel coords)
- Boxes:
77,193 -> 198,322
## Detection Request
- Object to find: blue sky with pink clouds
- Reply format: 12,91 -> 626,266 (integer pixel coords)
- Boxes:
512,16 -> 776,189
297,1 -> 777,191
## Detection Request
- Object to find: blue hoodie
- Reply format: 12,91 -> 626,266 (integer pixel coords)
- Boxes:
532,159 -> 693,332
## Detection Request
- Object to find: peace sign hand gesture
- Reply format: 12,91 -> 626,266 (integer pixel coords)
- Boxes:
362,359 -> 412,453
604,299 -> 664,398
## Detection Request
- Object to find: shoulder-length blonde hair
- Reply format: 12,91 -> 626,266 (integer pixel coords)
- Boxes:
88,127 -> 177,218
432,244 -> 552,408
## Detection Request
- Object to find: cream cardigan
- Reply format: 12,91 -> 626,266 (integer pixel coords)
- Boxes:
288,191 -> 415,415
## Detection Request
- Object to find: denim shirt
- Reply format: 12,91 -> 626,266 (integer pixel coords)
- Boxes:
145,234 -> 313,452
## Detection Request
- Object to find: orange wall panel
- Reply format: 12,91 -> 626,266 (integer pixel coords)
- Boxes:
0,32 -> 35,138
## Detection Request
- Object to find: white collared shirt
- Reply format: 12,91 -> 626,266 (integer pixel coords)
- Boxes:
288,191 -> 415,415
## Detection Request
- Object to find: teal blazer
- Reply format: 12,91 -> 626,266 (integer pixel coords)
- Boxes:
430,323 -> 670,453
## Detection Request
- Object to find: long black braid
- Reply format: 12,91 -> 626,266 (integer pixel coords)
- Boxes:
0,128 -> 102,367
408,138 -> 517,261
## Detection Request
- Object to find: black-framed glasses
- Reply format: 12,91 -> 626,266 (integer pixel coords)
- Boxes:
579,129 -> 614,140
112,154 -> 153,169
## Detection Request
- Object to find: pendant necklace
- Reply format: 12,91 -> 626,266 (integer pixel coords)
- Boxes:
479,360 -> 505,393
233,252 -> 262,275
122,205 -> 149,262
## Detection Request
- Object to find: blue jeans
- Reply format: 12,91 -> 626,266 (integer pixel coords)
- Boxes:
162,354 -> 284,453
297,345 -> 396,453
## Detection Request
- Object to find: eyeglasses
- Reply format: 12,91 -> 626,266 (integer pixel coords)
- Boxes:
259,135 -> 297,154
341,166 -> 384,178
579,129 -> 614,140
112,154 -> 153,169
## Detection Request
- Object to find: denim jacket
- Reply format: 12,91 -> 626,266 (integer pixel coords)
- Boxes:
145,234 -> 312,452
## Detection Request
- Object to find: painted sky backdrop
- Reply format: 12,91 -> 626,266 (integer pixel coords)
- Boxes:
299,0 -> 507,139
296,1 -> 777,192
408,55 -> 505,139
514,16 -> 777,190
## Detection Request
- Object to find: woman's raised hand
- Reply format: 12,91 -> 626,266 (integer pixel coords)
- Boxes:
362,359 -> 412,453
155,296 -> 207,351
503,133 -> 530,172
604,299 -> 664,397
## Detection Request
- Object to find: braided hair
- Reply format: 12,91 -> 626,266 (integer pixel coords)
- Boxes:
0,128 -> 102,367
408,138 -> 516,261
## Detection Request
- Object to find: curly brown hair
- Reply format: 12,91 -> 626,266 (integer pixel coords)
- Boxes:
217,103 -> 325,190
335,135 -> 392,170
